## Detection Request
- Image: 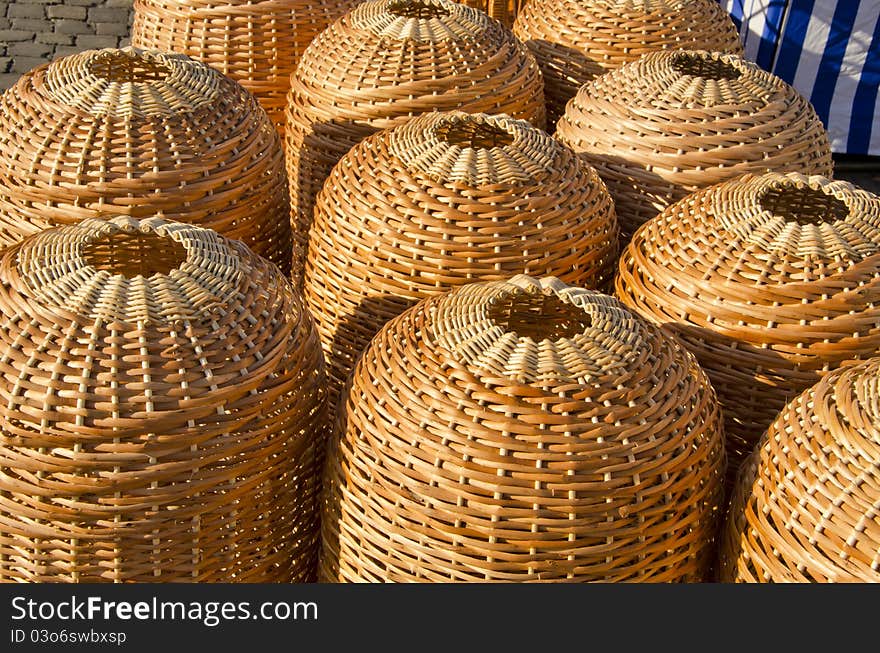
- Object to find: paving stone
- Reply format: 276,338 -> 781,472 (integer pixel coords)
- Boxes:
47,5 -> 88,19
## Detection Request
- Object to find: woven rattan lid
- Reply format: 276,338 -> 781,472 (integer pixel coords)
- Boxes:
384,111 -> 575,187
722,357 -> 880,582
0,215 -> 301,434
430,276 -> 653,390
288,0 -> 545,127
617,172 -> 880,340
556,50 -> 833,237
37,47 -> 222,117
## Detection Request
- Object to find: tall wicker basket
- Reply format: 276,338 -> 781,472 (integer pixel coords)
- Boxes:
556,50 -> 833,241
0,48 -> 292,274
615,172 -> 880,481
0,216 -> 326,583
305,111 -> 618,404
320,275 -> 726,582
721,358 -> 880,582
513,0 -> 743,124
130,0 -> 359,132
286,0 -> 546,282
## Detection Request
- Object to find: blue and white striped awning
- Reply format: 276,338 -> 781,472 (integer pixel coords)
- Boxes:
721,1 -> 880,155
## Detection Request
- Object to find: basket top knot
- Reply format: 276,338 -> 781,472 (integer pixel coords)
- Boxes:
4,215 -> 253,325
28,47 -> 223,117
428,275 -> 670,389
572,50 -> 785,113
348,0 -> 493,40
386,111 -> 574,186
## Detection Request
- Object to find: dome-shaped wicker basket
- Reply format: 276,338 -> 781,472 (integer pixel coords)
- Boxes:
514,0 -> 743,124
0,48 -> 292,274
0,216 -> 326,582
131,0 -> 359,132
320,275 -> 726,582
615,172 -> 880,481
556,50 -> 833,241
720,358 -> 880,582
306,111 -> 618,404
286,0 -> 546,282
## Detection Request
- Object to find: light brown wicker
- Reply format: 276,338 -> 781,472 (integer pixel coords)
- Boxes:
461,0 -> 523,25
615,172 -> 880,482
556,50 -> 833,241
320,275 -> 726,582
0,216 -> 326,583
130,0 -> 358,132
720,358 -> 880,582
286,0 -> 546,283
0,47 -> 292,274
305,111 -> 618,405
513,0 -> 743,124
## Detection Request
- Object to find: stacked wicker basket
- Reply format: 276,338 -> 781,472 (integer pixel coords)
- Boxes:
286,0 -> 546,281
305,110 -> 618,403
556,50 -> 834,241
0,0 -> 876,585
0,216 -> 326,582
130,0 -> 359,132
322,276 -> 726,582
616,172 -> 880,481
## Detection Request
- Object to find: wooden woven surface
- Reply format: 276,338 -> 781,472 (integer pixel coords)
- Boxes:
286,0 -> 546,284
461,0 -> 523,25
514,0 -> 743,124
320,275 -> 726,582
720,358 -> 880,582
0,216 -> 326,582
305,111 -> 618,405
131,0 -> 359,133
0,47 -> 292,274
556,50 -> 833,241
615,172 -> 880,482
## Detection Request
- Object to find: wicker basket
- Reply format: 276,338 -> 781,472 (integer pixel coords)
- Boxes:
615,172 -> 880,481
460,0 -> 522,25
130,0 -> 358,132
0,216 -> 326,583
305,111 -> 618,404
721,358 -> 880,582
320,275 -> 726,582
0,48 -> 292,274
513,0 -> 743,124
556,50 -> 833,241
286,0 -> 546,282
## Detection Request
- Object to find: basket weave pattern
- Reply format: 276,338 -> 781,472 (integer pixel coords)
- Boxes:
514,0 -> 743,124
285,0 -> 546,282
0,48 -> 292,274
461,0 -> 522,26
720,358 -> 880,582
0,216 -> 326,582
304,111 -> 618,404
556,51 -> 833,240
131,0 -> 359,132
320,275 -> 726,582
615,172 -> 880,478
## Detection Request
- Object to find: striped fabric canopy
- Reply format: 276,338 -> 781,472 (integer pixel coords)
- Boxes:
722,0 -> 880,155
